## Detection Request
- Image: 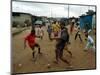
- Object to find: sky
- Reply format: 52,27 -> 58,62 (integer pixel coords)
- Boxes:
12,0 -> 96,18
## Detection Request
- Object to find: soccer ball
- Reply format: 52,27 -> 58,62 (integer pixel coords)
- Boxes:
18,64 -> 22,67
47,64 -> 51,68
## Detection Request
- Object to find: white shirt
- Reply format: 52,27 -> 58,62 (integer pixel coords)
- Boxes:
35,27 -> 43,36
88,35 -> 94,44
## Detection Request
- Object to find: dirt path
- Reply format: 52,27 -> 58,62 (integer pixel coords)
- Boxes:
12,26 -> 96,73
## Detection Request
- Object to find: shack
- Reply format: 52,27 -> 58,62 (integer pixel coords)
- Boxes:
79,12 -> 96,31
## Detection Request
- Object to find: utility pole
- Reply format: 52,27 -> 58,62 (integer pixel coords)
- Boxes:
68,4 -> 70,25
68,4 -> 69,18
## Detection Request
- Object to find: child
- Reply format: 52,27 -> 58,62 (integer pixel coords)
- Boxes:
35,25 -> 44,39
84,30 -> 95,52
24,29 -> 42,59
70,22 -> 74,34
47,25 -> 52,40
52,21 -> 60,38
52,21 -> 72,66
74,27 -> 83,42
38,26 -> 44,39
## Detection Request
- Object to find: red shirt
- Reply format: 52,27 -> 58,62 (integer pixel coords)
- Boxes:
25,33 -> 36,48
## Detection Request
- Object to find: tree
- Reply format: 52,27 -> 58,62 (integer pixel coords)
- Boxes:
86,10 -> 95,15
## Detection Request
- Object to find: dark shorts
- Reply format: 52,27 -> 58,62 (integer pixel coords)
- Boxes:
56,39 -> 66,57
30,43 -> 40,50
56,39 -> 66,51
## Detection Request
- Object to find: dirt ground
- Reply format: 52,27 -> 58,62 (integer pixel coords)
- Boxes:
12,26 -> 96,74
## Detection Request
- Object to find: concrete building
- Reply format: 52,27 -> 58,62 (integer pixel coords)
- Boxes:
12,12 -> 32,27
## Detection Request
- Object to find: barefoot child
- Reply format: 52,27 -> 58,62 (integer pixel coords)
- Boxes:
74,27 -> 83,42
52,21 -> 72,66
38,26 -> 44,40
52,21 -> 60,38
84,30 -> 95,52
47,25 -> 52,40
24,29 -> 42,59
70,22 -> 74,34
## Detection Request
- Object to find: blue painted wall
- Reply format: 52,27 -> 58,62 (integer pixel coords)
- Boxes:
79,15 -> 92,31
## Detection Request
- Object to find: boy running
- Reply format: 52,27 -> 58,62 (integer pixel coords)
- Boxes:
70,22 -> 74,34
24,28 -> 42,59
52,21 -> 61,37
38,26 -> 44,39
35,25 -> 44,39
52,21 -> 72,66
47,25 -> 52,40
74,27 -> 83,42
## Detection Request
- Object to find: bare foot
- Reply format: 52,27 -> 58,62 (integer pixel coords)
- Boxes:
38,52 -> 43,55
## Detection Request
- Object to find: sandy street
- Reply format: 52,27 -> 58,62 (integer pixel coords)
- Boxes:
12,26 -> 96,73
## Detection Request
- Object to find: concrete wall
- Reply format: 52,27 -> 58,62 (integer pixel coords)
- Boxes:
12,13 -> 32,27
